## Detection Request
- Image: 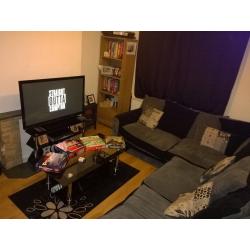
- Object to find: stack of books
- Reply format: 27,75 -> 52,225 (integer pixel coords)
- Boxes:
55,139 -> 85,158
37,152 -> 68,173
105,136 -> 125,149
80,135 -> 106,152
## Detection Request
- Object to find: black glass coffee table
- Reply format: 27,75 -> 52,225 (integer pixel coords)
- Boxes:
46,147 -> 124,206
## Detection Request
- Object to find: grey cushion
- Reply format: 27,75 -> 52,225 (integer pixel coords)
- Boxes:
141,95 -> 166,112
210,156 -> 250,200
193,156 -> 250,218
169,138 -> 225,169
187,112 -> 221,142
102,204 -> 144,219
124,185 -> 171,219
123,122 -> 180,151
144,157 -> 204,202
223,200 -> 250,219
102,185 -> 171,219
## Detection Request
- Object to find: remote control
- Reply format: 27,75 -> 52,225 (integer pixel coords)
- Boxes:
50,184 -> 63,193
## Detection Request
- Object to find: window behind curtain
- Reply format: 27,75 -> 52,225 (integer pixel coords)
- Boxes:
135,31 -> 249,114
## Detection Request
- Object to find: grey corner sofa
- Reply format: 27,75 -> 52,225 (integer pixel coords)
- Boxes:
102,96 -> 250,219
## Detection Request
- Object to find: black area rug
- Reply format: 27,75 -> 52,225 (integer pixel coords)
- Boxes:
9,161 -> 139,219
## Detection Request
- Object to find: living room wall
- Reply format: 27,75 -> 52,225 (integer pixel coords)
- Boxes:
0,31 -> 100,161
0,32 -> 82,113
224,38 -> 250,121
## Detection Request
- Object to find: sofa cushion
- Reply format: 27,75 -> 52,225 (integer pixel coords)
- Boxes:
141,95 -> 166,112
219,117 -> 250,155
124,185 -> 171,219
102,204 -> 144,219
158,101 -> 198,138
200,127 -> 230,154
138,107 -> 163,129
220,117 -> 250,137
187,112 -> 221,142
164,181 -> 213,218
193,156 -> 250,218
144,157 -> 204,202
123,122 -> 180,151
169,138 -> 226,169
234,138 -> 250,161
166,156 -> 250,218
200,156 -> 236,184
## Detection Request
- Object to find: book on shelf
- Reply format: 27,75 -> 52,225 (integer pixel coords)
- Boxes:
106,41 -> 124,59
80,135 -> 106,151
36,152 -> 68,173
105,136 -> 125,149
102,78 -> 119,95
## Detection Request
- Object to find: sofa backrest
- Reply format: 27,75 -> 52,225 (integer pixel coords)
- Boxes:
187,112 -> 250,156
187,112 -> 221,142
158,100 -> 199,138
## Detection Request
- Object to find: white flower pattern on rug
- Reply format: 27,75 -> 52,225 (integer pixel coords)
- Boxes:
41,201 -> 73,219
26,196 -> 94,219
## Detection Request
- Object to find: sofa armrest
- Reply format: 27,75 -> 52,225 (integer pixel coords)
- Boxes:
112,108 -> 142,135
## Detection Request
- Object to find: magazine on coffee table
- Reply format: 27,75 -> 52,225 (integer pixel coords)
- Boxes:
80,135 -> 106,151
37,152 -> 68,173
105,136 -> 125,149
55,139 -> 84,153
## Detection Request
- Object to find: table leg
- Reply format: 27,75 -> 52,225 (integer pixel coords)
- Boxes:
67,183 -> 73,206
113,155 -> 119,175
47,174 -> 50,191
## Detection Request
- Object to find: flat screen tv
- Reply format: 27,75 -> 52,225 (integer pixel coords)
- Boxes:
19,75 -> 85,130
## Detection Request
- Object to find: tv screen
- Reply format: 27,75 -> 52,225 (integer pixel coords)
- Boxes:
19,75 -> 85,129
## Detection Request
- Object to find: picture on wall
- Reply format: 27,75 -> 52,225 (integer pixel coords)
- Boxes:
126,42 -> 137,55
87,94 -> 96,104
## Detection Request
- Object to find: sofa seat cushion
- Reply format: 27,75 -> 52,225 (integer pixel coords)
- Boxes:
123,122 -> 180,151
169,138 -> 226,169
123,185 -> 171,219
144,157 -> 204,202
102,204 -> 144,219
102,185 -> 171,219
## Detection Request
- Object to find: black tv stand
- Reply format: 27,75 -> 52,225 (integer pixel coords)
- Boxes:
26,116 -> 85,166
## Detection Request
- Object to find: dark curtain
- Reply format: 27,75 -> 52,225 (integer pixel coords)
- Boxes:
135,31 -> 249,114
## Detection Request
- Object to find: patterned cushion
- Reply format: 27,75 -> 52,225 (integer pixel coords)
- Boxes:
164,182 -> 213,218
138,107 -> 163,129
200,127 -> 231,154
200,156 -> 236,184
165,156 -> 250,218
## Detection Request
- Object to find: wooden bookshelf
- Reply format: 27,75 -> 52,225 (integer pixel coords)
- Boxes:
97,35 -> 138,127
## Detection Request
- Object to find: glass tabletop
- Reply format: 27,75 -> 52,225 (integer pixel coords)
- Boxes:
51,147 -> 123,187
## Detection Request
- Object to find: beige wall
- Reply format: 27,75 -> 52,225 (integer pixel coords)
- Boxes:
0,31 -> 83,113
0,31 -> 101,161
81,31 -> 101,102
224,38 -> 250,121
